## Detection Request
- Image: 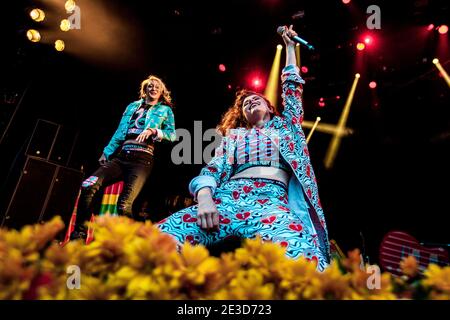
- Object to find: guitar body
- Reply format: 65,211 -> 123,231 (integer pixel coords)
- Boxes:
379,231 -> 449,276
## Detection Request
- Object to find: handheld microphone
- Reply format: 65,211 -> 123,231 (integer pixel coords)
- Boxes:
277,26 -> 315,50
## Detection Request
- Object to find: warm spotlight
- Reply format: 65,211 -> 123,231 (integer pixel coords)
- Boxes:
301,66 -> 309,74
342,0 -> 351,4
277,44 -> 283,50
253,78 -> 261,88
306,117 -> 322,144
324,74 -> 360,169
438,25 -> 448,35
65,0 -> 77,12
30,9 -> 45,22
356,42 -> 365,51
60,19 -> 71,32
264,45 -> 283,105
427,24 -> 435,31
432,58 -> 450,88
369,81 -> 377,89
218,64 -> 226,72
26,29 -> 41,42
55,40 -> 65,51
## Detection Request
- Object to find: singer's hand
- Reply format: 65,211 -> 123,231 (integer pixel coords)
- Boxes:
136,128 -> 156,143
281,25 -> 297,47
99,153 -> 108,165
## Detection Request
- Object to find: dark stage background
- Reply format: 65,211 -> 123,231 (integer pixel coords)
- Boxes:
1,0 -> 449,264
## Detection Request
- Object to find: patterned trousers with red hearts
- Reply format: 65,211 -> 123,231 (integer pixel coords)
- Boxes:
157,178 -> 327,271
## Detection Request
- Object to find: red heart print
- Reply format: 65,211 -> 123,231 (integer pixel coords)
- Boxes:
303,147 -> 309,156
289,223 -> 303,232
291,160 -> 298,170
219,215 -> 230,224
261,216 -> 276,224
243,186 -> 253,193
185,235 -> 198,245
182,214 -> 197,223
232,191 -> 240,200
278,205 -> 290,212
280,241 -> 289,248
289,142 -> 295,152
236,212 -> 250,220
257,199 -> 269,205
254,181 -> 266,188
307,256 -> 318,266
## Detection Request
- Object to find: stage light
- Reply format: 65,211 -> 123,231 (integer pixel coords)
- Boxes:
277,44 -> 283,50
264,45 -> 283,105
356,42 -> 365,51
318,100 -> 325,108
253,78 -> 261,88
26,29 -> 41,42
342,0 -> 351,4
30,9 -> 45,22
364,36 -> 372,45
427,24 -> 435,31
369,81 -> 377,89
336,95 -> 341,100
65,0 -> 77,12
55,40 -> 65,51
60,19 -> 71,32
438,25 -> 448,35
306,117 -> 322,144
218,64 -> 226,72
324,74 -> 360,169
432,58 -> 450,88
301,66 -> 309,74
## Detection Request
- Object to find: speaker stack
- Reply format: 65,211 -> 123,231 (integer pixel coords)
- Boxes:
1,119 -> 83,232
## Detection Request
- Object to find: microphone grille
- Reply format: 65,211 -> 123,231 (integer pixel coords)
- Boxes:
276,26 -> 285,35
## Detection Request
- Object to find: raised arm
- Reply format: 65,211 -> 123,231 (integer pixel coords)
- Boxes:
279,25 -> 305,122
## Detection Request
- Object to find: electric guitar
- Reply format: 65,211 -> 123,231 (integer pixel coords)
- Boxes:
379,231 -> 449,276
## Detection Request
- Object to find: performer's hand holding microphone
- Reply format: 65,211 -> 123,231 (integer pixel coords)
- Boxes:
277,25 -> 315,50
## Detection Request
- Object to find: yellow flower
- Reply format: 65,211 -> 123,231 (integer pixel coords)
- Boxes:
423,264 -> 450,297
67,275 -> 118,300
179,243 -> 222,297
215,269 -> 274,300
302,261 -> 353,299
400,255 -> 419,278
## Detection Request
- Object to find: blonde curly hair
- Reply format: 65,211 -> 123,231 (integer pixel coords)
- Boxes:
139,75 -> 173,106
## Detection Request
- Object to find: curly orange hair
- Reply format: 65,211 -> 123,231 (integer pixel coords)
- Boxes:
217,90 -> 279,136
